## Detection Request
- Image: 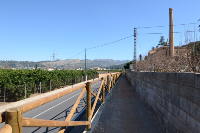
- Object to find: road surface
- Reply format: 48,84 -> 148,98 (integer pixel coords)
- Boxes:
0,77 -> 111,133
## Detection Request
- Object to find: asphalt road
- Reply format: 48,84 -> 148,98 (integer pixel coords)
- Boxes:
0,77 -> 110,133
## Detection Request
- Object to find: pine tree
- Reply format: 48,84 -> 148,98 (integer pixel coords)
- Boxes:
157,36 -> 166,47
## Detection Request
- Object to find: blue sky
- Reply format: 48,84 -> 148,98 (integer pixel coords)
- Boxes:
1,0 -> 200,62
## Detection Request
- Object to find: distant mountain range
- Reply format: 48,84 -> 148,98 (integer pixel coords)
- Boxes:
0,59 -> 130,69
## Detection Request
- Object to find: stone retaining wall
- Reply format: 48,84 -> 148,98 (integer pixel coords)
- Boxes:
126,70 -> 200,133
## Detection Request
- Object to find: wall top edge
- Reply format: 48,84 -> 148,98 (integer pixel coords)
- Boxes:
126,70 -> 199,75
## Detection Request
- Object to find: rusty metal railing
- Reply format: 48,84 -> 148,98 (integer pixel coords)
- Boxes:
0,72 -> 123,133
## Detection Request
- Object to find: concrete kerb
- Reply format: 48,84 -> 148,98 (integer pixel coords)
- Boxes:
83,74 -> 122,133
0,78 -> 99,113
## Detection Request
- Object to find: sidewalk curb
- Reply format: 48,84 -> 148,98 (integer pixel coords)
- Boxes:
83,75 -> 122,133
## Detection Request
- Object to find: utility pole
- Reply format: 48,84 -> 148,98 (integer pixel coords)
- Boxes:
50,50 -> 58,69
169,8 -> 174,57
193,25 -> 195,53
194,25 -> 196,72
134,28 -> 137,71
85,48 -> 86,80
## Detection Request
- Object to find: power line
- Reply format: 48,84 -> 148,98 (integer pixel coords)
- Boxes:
87,35 -> 134,50
65,35 -> 135,60
137,22 -> 198,29
68,50 -> 85,59
137,38 -> 144,57
66,35 -> 134,60
66,31 -> 193,60
66,21 -> 200,60
137,31 -> 195,35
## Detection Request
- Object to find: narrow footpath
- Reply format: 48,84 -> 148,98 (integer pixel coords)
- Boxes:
92,73 -> 162,133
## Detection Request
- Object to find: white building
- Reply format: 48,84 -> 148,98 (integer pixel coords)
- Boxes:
166,37 -> 169,46
45,68 -> 54,71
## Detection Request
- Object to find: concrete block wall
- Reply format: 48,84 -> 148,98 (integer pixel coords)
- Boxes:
126,70 -> 200,133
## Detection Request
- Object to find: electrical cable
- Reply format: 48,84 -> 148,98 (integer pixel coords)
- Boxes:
137,22 -> 198,29
87,35 -> 134,50
66,21 -> 199,60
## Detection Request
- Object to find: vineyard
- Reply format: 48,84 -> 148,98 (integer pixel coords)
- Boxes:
0,69 -> 98,101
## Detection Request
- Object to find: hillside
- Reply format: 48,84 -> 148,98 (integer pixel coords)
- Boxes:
181,41 -> 200,55
106,63 -> 126,70
0,59 -> 130,69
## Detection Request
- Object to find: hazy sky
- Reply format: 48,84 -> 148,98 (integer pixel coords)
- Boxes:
1,0 -> 200,62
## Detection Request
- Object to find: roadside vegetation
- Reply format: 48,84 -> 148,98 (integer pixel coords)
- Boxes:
0,69 -> 98,101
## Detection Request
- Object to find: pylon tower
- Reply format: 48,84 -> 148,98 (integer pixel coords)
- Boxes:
134,28 -> 137,70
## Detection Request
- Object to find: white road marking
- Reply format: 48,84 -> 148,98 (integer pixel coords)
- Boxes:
32,82 -> 101,119
32,92 -> 81,118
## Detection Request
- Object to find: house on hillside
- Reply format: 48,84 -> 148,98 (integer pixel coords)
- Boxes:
93,67 -> 101,70
92,67 -> 106,70
145,46 -> 188,60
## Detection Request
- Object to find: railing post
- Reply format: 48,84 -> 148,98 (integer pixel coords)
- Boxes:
5,107 -> 22,133
107,75 -> 110,93
113,74 -> 114,85
113,74 -> 116,85
4,87 -> 6,105
86,82 -> 91,131
82,76 -> 83,82
25,84 -> 26,99
65,78 -> 66,87
111,75 -> 113,88
102,77 -> 105,103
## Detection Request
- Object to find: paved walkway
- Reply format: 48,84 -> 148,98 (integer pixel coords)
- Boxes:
92,73 -> 162,133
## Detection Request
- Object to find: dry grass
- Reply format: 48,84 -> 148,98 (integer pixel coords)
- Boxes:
136,45 -> 200,73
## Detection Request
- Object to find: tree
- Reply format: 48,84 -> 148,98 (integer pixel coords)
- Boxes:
152,46 -> 155,50
35,63 -> 37,69
157,36 -> 166,47
124,61 -> 133,69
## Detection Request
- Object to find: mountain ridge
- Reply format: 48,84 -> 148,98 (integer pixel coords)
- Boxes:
0,59 -> 130,69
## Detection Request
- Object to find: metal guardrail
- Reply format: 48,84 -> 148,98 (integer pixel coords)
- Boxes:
0,72 -> 123,133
